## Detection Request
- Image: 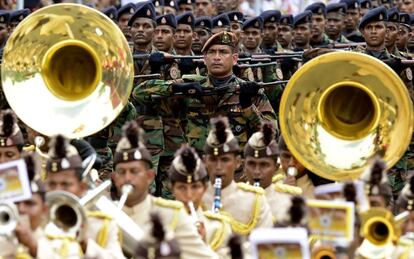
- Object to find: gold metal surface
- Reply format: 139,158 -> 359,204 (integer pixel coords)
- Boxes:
360,208 -> 401,246
1,4 -> 134,138
279,52 -> 413,181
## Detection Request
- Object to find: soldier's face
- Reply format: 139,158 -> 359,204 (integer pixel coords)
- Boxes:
263,22 -> 278,46
204,153 -> 241,188
362,21 -> 386,48
118,13 -> 132,30
171,181 -> 207,211
195,0 -> 214,17
326,13 -> 344,38
0,146 -> 20,163
204,45 -> 237,77
400,0 -> 414,13
311,15 -> 325,39
131,18 -> 155,46
45,170 -> 86,197
244,156 -> 279,189
385,23 -> 399,48
279,150 -> 306,176
0,22 -> 8,46
344,9 -> 360,31
293,23 -> 311,47
154,25 -> 174,52
213,0 -> 231,14
277,25 -> 293,48
174,24 -> 194,50
396,27 -> 410,49
164,6 -> 177,15
193,28 -> 211,53
360,7 -> 369,17
16,194 -> 47,231
178,4 -> 193,14
242,28 -> 262,50
113,161 -> 155,206
230,22 -> 242,41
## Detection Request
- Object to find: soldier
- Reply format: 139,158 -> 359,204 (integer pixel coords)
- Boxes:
292,11 -> 313,51
359,0 -> 372,17
226,11 -> 244,41
117,3 -> 136,42
408,14 -> 414,55
305,2 -> 332,48
211,13 -> 231,34
325,3 -> 351,43
240,16 -> 263,55
193,16 -> 212,55
278,136 -> 332,198
9,8 -> 30,33
0,11 -> 9,50
243,122 -> 295,223
194,0 -> 215,17
111,121 -> 217,258
174,12 -> 195,56
378,0 -> 392,9
400,0 -> 414,13
163,0 -> 179,15
169,145 -> 233,256
154,13 -> 177,53
385,8 -> 401,56
44,135 -> 125,258
260,10 -> 283,52
202,117 -> 273,236
396,13 -> 411,54
102,6 -> 118,23
0,110 -> 24,163
277,14 -> 294,51
178,0 -> 195,14
341,0 -> 365,42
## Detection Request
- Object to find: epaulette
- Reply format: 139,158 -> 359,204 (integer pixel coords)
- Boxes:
237,182 -> 264,195
203,210 -> 231,223
272,174 -> 285,183
274,182 -> 303,195
154,197 -> 183,210
182,74 -> 207,83
87,210 -> 113,220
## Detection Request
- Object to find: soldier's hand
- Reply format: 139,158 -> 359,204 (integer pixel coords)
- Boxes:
149,52 -> 173,73
171,82 -> 203,97
283,175 -> 297,186
178,59 -> 196,75
15,217 -> 38,256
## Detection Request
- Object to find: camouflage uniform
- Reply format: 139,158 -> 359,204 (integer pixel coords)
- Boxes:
310,33 -> 333,48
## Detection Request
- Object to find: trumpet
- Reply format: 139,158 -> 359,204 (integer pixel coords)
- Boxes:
0,202 -> 19,237
212,176 -> 222,213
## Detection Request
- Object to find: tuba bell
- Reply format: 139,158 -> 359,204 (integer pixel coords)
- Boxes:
0,201 -> 19,237
279,51 -> 413,181
1,3 -> 134,139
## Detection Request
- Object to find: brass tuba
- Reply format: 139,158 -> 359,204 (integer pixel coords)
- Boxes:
1,3 -> 134,139
279,52 -> 413,181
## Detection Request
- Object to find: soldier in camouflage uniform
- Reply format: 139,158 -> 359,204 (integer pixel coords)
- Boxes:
359,6 -> 414,199
341,0 -> 365,42
192,16 -> 212,56
226,11 -> 244,42
325,3 -> 351,43
305,2 -> 333,48
260,10 -> 284,52
292,11 -> 313,51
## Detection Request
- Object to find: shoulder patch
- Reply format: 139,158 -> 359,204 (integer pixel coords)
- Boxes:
237,182 -> 264,194
87,210 -> 113,220
203,210 -> 231,222
154,197 -> 183,210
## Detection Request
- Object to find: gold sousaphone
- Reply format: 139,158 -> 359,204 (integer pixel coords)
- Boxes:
1,3 -> 134,138
279,52 -> 413,181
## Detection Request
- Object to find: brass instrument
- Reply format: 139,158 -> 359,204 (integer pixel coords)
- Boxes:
279,52 -> 413,181
212,176 -> 222,213
1,3 -> 134,139
0,202 -> 19,237
312,245 -> 336,259
358,208 -> 407,258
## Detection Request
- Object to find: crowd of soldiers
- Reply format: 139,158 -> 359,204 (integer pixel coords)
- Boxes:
0,0 -> 414,258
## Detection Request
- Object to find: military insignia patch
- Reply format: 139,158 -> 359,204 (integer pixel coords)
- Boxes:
147,9 -> 151,16
19,15 -> 23,21
170,0 -> 174,6
200,21 -> 205,26
188,16 -> 192,23
170,66 -> 179,79
0,17 -> 4,22
221,31 -> 231,44
155,1 -> 160,7
270,17 -> 275,22
255,21 -> 259,27
161,17 -> 167,24
406,68 -> 413,81
130,8 -> 134,14
276,68 -> 283,80
218,20 -> 223,26
234,15 -> 238,21
379,13 -> 383,20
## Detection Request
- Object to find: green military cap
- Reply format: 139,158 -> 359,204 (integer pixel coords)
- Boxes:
113,121 -> 153,167
45,135 -> 83,173
169,145 -> 207,183
0,110 -> 24,149
203,116 -> 239,156
201,31 -> 238,52
244,122 -> 278,158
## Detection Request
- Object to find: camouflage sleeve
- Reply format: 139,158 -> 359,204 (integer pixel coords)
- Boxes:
254,91 -> 280,136
262,65 -> 279,83
124,102 -> 138,121
132,79 -> 178,104
242,103 -> 263,134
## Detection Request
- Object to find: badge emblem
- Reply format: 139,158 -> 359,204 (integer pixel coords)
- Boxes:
170,66 -> 179,79
406,68 -> 413,81
170,0 -> 174,6
130,8 -> 134,14
221,32 -> 231,44
218,20 -> 223,26
147,9 -> 151,16
276,68 -> 283,80
234,15 -> 238,21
